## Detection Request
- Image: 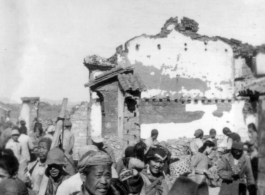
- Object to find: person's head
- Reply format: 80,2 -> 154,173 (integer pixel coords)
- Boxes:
45,148 -> 67,179
145,146 -> 167,176
209,129 -> 216,139
229,133 -> 241,142
231,142 -> 244,160
64,120 -> 72,130
0,153 -> 19,183
34,126 -> 43,138
20,119 -> 26,126
194,129 -> 204,139
91,136 -> 104,149
248,123 -> 257,134
38,137 -> 52,162
78,150 -> 112,195
223,127 -> 232,136
198,140 -> 215,155
151,129 -> 159,140
133,141 -> 147,161
11,128 -> 20,142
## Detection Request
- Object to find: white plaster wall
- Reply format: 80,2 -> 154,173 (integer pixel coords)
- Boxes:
141,100 -> 251,142
90,101 -> 102,137
256,53 -> 265,75
19,103 -> 30,132
121,30 -> 235,99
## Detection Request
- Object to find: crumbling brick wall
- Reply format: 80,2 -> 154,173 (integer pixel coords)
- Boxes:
97,81 -> 119,137
71,102 -> 89,160
123,96 -> 141,146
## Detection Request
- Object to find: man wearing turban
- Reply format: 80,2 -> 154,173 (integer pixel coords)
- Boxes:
77,150 -> 128,195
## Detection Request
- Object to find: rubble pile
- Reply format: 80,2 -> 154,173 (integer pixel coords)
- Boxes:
103,135 -> 126,162
176,17 -> 199,33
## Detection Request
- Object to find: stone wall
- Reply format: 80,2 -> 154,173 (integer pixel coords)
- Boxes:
97,80 -> 119,136
71,102 -> 89,160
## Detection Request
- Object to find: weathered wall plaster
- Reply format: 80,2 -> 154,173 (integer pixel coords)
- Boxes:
118,30 -> 234,99
140,100 -> 250,141
90,100 -> 102,137
71,102 -> 88,160
256,53 -> 265,75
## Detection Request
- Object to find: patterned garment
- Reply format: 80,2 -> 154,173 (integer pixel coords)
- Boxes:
169,155 -> 191,178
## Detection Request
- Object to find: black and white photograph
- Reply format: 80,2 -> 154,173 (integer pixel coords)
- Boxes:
0,0 -> 265,194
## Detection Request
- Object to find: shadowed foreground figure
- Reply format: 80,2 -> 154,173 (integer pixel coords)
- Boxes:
45,148 -> 70,195
217,142 -> 256,195
0,150 -> 28,195
168,176 -> 208,195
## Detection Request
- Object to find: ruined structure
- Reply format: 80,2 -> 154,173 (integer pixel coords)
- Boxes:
84,63 -> 146,145
70,102 -> 89,160
84,16 -> 265,142
0,102 -> 11,122
19,97 -> 39,134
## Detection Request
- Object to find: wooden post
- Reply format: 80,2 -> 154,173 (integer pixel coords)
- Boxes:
258,98 -> 265,195
38,98 -> 68,195
117,86 -> 124,139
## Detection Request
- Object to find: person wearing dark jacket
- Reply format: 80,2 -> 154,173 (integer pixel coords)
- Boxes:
19,119 -> 28,135
44,148 -> 70,195
0,149 -> 28,195
217,142 -> 256,195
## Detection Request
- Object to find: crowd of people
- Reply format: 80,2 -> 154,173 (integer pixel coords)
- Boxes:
0,117 -> 260,195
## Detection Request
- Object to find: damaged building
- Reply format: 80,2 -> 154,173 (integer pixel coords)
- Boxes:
83,16 -> 265,144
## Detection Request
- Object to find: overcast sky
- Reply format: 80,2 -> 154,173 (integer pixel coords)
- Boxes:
0,0 -> 265,103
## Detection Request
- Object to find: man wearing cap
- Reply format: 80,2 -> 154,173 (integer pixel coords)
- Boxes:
5,127 -> 22,161
145,129 -> 159,153
28,137 -> 52,194
217,142 -> 256,195
61,120 -> 75,155
190,129 -> 204,155
44,147 -> 70,195
60,120 -> 76,176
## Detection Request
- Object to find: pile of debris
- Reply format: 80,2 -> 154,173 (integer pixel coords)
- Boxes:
103,135 -> 125,162
176,17 -> 199,33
